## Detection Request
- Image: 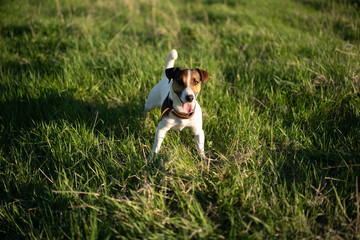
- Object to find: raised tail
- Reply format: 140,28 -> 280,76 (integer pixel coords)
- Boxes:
163,49 -> 178,77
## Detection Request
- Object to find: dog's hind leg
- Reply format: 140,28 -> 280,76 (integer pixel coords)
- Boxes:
144,84 -> 161,112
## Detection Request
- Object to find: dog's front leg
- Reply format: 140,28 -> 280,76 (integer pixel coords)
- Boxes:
193,128 -> 205,157
148,120 -> 172,163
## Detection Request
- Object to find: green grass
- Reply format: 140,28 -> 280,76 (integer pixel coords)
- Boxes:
1,0 -> 360,239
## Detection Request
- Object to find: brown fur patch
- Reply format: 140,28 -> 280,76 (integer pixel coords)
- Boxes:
171,68 -> 187,96
189,69 -> 202,96
170,68 -> 208,98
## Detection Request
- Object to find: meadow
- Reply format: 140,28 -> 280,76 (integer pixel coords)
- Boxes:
1,0 -> 360,239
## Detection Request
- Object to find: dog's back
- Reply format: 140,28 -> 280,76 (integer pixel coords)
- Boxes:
144,50 -> 178,112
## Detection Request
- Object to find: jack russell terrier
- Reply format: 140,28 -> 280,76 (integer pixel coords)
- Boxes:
144,49 -> 209,160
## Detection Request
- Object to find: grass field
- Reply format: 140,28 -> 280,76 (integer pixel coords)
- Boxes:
1,0 -> 360,239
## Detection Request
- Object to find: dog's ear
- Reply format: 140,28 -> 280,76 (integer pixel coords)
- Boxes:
165,67 -> 180,82
196,68 -> 209,84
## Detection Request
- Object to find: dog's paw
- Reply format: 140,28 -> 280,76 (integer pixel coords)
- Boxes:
201,153 -> 208,163
146,152 -> 157,164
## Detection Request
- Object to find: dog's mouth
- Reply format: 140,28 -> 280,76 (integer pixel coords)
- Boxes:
182,102 -> 195,114
174,91 -> 196,114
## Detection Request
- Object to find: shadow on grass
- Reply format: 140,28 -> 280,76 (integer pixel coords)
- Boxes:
276,147 -> 359,236
279,148 -> 360,184
295,0 -> 360,11
0,90 -> 145,142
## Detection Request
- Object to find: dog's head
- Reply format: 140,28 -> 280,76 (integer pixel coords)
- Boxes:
165,67 -> 209,114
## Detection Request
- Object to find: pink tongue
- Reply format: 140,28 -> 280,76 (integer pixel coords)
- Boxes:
183,102 -> 193,114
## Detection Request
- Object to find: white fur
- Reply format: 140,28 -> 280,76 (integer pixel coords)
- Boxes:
179,70 -> 195,107
144,49 -> 205,160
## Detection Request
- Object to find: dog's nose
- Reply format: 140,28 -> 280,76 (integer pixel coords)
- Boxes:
185,95 -> 194,102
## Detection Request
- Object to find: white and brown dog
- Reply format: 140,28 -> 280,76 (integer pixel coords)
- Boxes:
145,49 -> 209,160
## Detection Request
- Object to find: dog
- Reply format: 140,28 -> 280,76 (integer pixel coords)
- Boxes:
144,49 -> 209,161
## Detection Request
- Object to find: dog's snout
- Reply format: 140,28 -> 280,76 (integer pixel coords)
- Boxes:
185,95 -> 194,102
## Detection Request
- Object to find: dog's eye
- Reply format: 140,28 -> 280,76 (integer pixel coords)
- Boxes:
193,79 -> 199,85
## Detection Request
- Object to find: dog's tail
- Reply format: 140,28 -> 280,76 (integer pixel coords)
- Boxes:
163,49 -> 178,77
